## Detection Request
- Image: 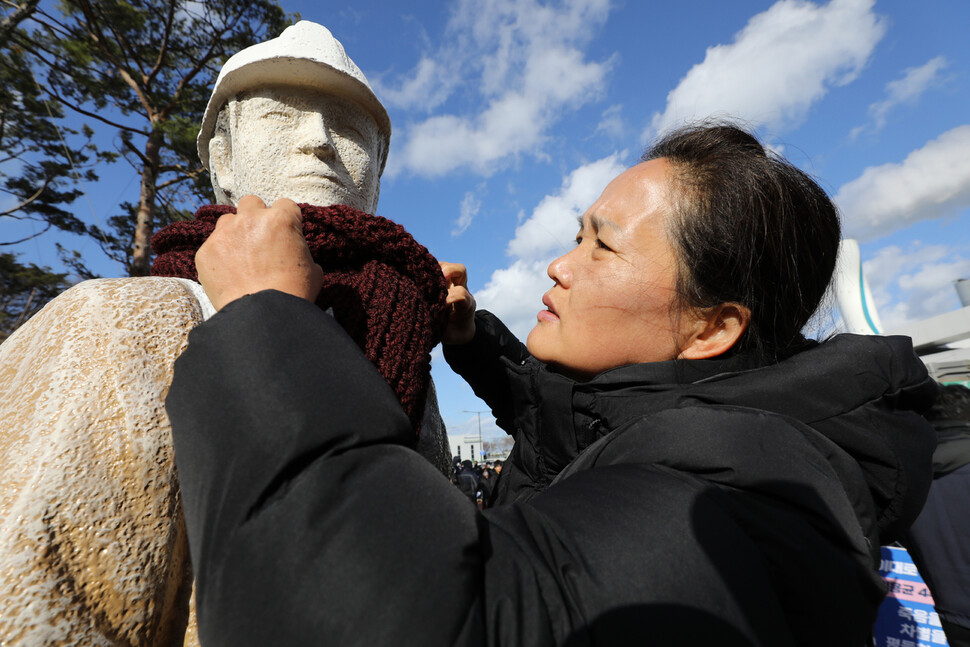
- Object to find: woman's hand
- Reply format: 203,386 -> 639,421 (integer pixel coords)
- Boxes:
195,195 -> 323,311
440,261 -> 476,345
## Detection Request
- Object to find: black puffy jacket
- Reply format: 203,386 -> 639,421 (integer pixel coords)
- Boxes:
169,294 -> 936,646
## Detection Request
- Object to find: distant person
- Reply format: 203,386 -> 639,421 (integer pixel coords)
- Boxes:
456,460 -> 480,506
905,383 -> 970,646
478,468 -> 493,508
481,460 -> 503,508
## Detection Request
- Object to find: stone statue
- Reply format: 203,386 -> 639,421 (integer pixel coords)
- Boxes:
199,19 -> 390,213
0,21 -> 449,645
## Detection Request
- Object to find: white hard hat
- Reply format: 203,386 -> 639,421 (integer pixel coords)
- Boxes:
197,21 -> 391,172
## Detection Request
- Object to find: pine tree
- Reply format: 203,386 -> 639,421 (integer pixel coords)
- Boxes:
2,0 -> 291,276
1,1 -> 107,249
0,252 -> 70,343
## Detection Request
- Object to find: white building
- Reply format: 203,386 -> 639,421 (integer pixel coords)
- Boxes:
448,433 -> 488,463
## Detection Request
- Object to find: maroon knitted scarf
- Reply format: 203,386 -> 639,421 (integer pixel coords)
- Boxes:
151,203 -> 449,436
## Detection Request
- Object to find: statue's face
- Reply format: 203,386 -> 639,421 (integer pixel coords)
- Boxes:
216,87 -> 383,213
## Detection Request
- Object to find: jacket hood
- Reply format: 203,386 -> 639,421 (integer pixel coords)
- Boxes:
502,333 -> 937,547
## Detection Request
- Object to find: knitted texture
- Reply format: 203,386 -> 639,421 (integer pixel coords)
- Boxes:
152,204 -> 449,436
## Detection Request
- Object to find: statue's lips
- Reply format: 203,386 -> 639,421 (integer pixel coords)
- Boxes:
291,171 -> 345,187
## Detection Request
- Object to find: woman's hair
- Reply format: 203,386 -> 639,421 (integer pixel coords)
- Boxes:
642,122 -> 841,362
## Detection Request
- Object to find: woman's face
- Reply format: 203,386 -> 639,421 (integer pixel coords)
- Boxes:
526,158 -> 702,380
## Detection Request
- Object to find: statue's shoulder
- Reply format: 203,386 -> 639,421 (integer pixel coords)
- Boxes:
0,275 -> 204,645
52,276 -> 214,324
2,277 -> 213,357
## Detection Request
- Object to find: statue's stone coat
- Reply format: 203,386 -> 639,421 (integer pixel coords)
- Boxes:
0,278 -> 206,645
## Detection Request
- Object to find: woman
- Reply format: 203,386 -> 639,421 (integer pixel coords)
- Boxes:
168,124 -> 936,645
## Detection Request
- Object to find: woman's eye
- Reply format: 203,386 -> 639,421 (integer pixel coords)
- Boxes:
574,235 -> 583,246
595,239 -> 613,252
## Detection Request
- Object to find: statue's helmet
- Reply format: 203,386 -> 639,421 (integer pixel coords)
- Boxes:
197,21 -> 391,173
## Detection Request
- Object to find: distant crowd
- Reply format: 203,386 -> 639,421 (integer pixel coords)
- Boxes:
452,458 -> 503,509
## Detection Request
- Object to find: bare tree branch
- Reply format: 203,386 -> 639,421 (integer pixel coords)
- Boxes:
94,2 -> 146,81
31,78 -> 149,135
156,171 -> 199,190
0,221 -> 51,244
146,0 -> 176,85
0,141 -> 33,164
0,178 -> 52,217
71,0 -> 157,121
161,13 -> 245,117
0,0 -> 40,42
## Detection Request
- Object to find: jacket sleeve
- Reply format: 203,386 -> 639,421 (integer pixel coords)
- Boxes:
166,292 -> 793,646
167,291 -> 489,646
442,310 -> 531,435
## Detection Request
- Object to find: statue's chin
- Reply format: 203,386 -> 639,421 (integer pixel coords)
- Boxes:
293,179 -> 356,208
251,178 -> 375,213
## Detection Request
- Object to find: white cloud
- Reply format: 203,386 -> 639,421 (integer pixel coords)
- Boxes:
373,57 -> 455,112
446,415 -> 502,444
384,0 -> 614,178
452,191 -> 481,236
765,142 -> 786,157
863,242 -> 970,331
475,154 -> 627,340
595,104 -> 625,140
506,153 -> 624,259
649,0 -> 886,137
476,259 -> 552,340
837,125 -> 970,241
851,56 -> 948,138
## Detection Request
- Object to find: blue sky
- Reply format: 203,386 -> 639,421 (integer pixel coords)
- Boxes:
8,0 -> 970,443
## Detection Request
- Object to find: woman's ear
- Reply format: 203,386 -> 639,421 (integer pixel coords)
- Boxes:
677,303 -> 751,360
209,133 -> 236,203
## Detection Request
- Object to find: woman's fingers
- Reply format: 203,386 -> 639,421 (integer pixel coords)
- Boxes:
440,261 -> 467,289
196,196 -> 322,311
439,262 -> 476,345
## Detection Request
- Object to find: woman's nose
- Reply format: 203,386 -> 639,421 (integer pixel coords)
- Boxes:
547,251 -> 574,288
